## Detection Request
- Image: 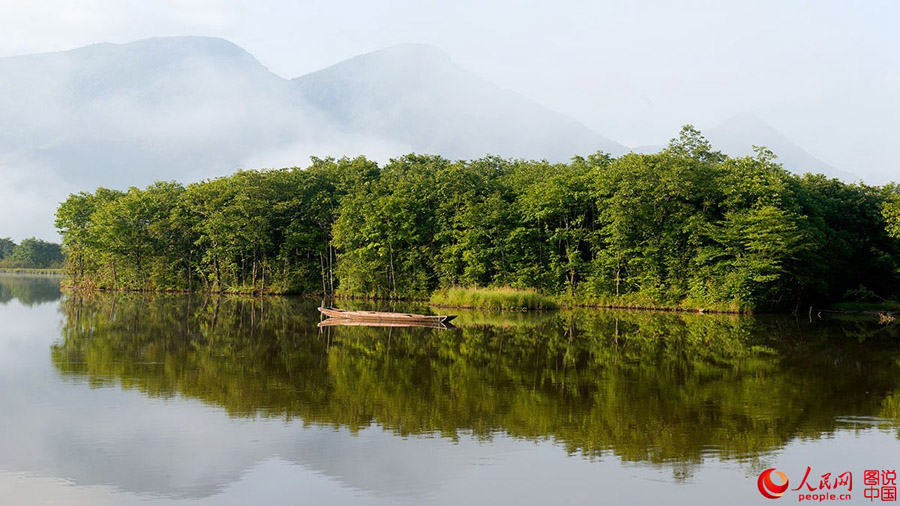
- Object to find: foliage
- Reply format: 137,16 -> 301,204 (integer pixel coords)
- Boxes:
0,238 -> 64,269
0,237 -> 15,259
55,128 -> 900,310
885,184 -> 900,240
430,286 -> 559,310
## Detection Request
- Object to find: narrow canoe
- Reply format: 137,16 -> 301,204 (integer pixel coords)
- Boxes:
317,318 -> 453,329
318,307 -> 456,324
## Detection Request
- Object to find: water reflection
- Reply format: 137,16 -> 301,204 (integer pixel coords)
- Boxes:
0,273 -> 62,306
52,293 -> 900,469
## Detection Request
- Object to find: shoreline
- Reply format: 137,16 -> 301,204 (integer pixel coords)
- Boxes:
0,268 -> 64,275
51,281 -> 900,317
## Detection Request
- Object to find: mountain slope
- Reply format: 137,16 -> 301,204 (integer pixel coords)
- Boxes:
0,38 -> 626,190
0,36 -> 326,187
705,114 -> 858,181
293,44 -> 626,160
1,37 -> 629,240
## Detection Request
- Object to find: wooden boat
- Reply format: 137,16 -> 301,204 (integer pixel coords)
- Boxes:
318,307 -> 456,324
317,318 -> 454,329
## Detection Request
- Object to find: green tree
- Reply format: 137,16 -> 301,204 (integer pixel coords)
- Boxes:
884,185 -> 900,240
689,149 -> 809,309
3,238 -> 64,268
55,188 -> 122,282
333,154 -> 449,297
0,237 -> 15,260
589,127 -> 724,304
51,127 -> 900,308
90,185 -> 185,288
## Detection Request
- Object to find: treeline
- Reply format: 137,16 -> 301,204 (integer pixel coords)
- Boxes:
0,237 -> 64,269
55,126 -> 900,311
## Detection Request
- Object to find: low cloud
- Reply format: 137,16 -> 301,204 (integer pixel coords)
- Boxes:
0,158 -> 73,241
241,133 -> 412,170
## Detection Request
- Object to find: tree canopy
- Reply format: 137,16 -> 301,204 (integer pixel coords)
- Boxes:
55,127 -> 900,311
0,237 -> 64,269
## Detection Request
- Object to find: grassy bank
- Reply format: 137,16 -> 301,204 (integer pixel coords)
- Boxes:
0,267 -> 64,275
556,293 -> 749,314
430,287 -> 559,311
433,290 -> 748,313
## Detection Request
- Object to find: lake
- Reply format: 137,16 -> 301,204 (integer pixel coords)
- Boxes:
1,273 -> 899,505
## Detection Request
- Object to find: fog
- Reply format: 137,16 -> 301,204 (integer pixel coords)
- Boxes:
0,161 -> 75,241
0,38 -> 621,241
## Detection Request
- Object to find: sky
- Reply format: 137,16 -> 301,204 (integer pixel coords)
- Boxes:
0,0 -> 897,220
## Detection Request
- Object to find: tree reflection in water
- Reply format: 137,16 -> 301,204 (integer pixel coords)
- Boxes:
52,293 -> 900,470
0,273 -> 62,306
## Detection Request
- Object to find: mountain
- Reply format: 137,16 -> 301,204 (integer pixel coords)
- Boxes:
627,116 -> 855,181
705,114 -> 858,181
0,36 -> 328,187
292,44 -> 626,160
0,38 -> 623,189
1,37 -> 853,242
0,37 -> 628,240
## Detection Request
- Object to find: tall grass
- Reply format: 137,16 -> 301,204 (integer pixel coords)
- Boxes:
557,292 -> 749,313
0,267 -> 64,275
430,287 -> 749,313
430,286 -> 558,311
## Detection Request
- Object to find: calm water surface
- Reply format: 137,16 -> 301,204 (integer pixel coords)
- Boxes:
1,273 -> 899,505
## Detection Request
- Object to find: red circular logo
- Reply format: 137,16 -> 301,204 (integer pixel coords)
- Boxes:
758,468 -> 790,499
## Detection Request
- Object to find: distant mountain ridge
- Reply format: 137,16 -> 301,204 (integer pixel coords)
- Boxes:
0,37 -> 852,187
0,36 -> 855,241
0,37 -> 624,191
628,115 -> 856,181
0,37 -> 320,187
292,44 -> 626,160
705,114 -> 858,181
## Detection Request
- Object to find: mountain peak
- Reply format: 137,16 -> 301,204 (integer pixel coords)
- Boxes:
293,42 -> 625,160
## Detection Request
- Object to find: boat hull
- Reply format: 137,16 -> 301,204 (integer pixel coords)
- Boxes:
317,318 -> 453,329
318,307 -> 456,324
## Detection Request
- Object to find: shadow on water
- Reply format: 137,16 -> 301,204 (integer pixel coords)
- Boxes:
0,273 -> 63,306
51,292 -> 900,469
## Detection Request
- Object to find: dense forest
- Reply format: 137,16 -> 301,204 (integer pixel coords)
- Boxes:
0,237 -> 64,269
55,126 -> 900,311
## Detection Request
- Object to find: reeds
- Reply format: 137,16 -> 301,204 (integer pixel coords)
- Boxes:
0,267 -> 64,275
430,286 -> 558,311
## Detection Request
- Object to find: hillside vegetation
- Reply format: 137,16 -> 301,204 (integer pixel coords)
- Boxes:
0,237 -> 64,269
56,127 -> 900,311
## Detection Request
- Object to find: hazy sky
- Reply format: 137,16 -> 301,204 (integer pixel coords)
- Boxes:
0,0 -> 897,182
